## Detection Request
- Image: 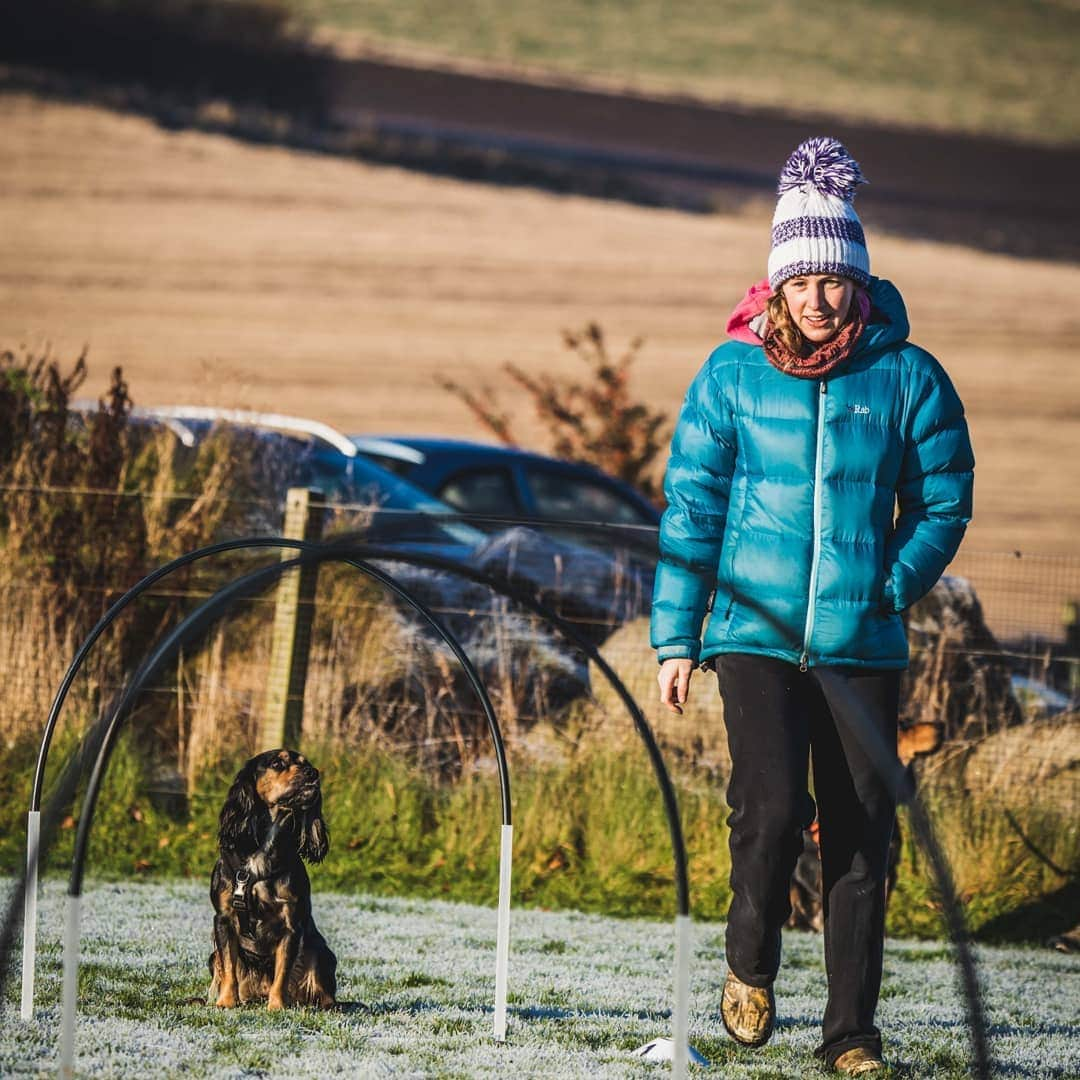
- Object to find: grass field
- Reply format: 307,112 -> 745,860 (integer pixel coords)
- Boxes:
3,878 -> 1079,1077
292,0 -> 1080,146
3,92 -> 1079,561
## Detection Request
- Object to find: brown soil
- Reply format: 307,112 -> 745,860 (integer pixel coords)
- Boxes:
324,53 -> 1080,262
2,92 -> 1078,571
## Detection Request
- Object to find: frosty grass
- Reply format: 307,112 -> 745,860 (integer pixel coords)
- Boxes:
3,879 -> 1078,1077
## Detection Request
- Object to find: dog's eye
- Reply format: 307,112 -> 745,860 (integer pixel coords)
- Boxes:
271,759 -> 285,770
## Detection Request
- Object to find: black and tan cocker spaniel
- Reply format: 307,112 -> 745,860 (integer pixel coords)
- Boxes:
209,748 -> 337,1010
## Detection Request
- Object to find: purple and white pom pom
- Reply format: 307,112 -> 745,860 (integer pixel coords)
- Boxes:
777,136 -> 867,201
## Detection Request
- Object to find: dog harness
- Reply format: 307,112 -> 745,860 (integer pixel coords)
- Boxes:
231,870 -> 265,957
230,814 -> 290,953
230,868 -> 257,917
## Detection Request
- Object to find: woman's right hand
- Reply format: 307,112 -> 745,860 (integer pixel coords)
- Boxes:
658,658 -> 695,715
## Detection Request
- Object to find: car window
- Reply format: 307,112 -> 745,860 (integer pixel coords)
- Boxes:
526,468 -> 655,525
328,457 -> 488,548
438,467 -> 522,517
355,452 -> 415,479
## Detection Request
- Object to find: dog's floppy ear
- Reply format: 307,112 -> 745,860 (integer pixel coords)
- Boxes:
298,792 -> 329,864
219,761 -> 258,852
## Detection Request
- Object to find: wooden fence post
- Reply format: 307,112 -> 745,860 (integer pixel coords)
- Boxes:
261,487 -> 324,750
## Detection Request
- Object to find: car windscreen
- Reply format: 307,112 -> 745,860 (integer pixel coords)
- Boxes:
123,418 -> 489,550
330,453 -> 488,548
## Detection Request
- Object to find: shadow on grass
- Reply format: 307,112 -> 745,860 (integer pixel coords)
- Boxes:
988,1021 -> 1080,1038
975,879 -> 1080,945
989,1066 -> 1079,1079
513,1003 -> 669,1023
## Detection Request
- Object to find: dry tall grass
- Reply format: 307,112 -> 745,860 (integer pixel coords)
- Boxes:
0,588 -> 91,746
0,346 -> 273,764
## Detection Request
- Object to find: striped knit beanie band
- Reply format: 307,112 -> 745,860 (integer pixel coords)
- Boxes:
767,137 -> 870,291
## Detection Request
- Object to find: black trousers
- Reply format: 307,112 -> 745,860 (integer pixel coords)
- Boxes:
715,653 -> 901,1064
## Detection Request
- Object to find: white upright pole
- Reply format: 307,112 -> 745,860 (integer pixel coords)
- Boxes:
493,822 -> 513,1042
20,810 -> 41,1020
59,893 -> 81,1080
672,913 -> 692,1079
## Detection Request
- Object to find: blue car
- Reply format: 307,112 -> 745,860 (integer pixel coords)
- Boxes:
349,436 -> 661,534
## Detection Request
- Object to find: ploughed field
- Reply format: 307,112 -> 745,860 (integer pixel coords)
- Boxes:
291,0 -> 1080,146
1,91 -> 1078,561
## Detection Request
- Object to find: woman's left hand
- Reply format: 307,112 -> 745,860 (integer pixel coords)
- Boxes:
658,658 -> 695,715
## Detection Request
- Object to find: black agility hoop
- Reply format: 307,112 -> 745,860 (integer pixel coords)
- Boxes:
10,536 -> 694,1077
48,548 -> 518,1073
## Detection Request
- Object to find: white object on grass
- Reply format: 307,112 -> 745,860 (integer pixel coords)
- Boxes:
631,915 -> 704,1073
632,1036 -> 709,1067
60,893 -> 81,1079
20,809 -> 40,1020
494,823 -> 513,1042
673,913 -> 692,1076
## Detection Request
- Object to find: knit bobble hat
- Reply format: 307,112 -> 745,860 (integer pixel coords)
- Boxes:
767,136 -> 870,290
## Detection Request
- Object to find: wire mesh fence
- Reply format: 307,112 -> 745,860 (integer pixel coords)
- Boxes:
948,548 -> 1080,653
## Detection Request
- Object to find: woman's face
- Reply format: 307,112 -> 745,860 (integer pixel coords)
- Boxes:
780,274 -> 855,344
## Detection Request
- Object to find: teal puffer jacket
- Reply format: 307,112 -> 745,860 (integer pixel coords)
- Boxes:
650,278 -> 974,670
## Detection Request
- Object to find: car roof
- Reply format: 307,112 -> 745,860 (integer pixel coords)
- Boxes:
133,405 -> 361,459
351,434 -> 620,477
350,435 -> 662,523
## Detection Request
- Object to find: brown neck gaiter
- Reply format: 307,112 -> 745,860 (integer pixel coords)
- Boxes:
763,306 -> 865,380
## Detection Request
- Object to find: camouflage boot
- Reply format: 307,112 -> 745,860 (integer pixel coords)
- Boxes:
720,969 -> 775,1047
833,1047 -> 887,1075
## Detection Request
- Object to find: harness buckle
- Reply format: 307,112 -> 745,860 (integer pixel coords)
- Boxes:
232,867 -> 252,912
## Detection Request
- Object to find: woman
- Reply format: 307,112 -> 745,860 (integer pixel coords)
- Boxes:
651,137 -> 973,1075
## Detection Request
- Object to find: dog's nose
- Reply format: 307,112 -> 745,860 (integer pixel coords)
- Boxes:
303,763 -> 319,781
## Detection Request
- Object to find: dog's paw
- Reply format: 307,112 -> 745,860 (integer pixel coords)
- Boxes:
267,994 -> 287,1011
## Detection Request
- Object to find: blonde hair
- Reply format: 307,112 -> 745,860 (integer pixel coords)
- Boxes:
766,291 -> 805,355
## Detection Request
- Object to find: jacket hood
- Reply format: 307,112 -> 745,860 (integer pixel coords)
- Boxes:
858,277 -> 909,354
725,276 -> 909,354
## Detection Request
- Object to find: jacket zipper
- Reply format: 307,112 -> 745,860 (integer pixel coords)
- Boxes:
800,380 -> 827,671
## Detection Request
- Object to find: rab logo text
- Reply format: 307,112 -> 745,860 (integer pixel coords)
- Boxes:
848,404 -> 871,415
